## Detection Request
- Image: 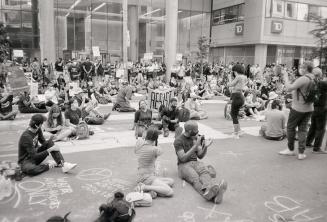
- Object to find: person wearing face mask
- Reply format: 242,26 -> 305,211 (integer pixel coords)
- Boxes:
174,121 -> 227,204
133,100 -> 153,138
18,114 -> 77,176
160,97 -> 180,137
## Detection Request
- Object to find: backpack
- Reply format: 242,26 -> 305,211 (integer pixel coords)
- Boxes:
76,121 -> 89,139
178,107 -> 190,122
297,75 -> 320,104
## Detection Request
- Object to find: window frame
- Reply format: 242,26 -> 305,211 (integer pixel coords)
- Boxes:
211,3 -> 245,26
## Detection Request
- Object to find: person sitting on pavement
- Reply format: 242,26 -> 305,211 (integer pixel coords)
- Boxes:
112,80 -> 136,112
184,96 -> 208,120
244,91 -> 259,117
64,97 -> 83,128
173,120 -> 227,204
43,104 -> 74,142
81,98 -> 110,125
0,88 -> 18,120
18,114 -> 77,176
259,100 -> 286,141
134,127 -> 174,198
18,91 -> 48,114
159,97 -> 180,137
132,99 -> 153,139
44,82 -> 59,109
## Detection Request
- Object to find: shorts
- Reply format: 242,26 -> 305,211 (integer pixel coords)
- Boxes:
137,173 -> 156,185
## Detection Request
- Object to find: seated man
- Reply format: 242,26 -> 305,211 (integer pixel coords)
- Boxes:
0,88 -> 18,120
184,96 -> 208,120
160,97 -> 180,137
81,98 -> 110,125
112,81 -> 136,112
18,114 -> 77,176
174,121 -> 227,203
18,91 -> 48,114
259,100 -> 286,141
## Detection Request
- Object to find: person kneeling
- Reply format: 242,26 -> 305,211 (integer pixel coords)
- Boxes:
159,97 -> 180,137
135,127 -> 174,198
259,100 -> 286,141
174,121 -> 227,204
18,114 -> 77,176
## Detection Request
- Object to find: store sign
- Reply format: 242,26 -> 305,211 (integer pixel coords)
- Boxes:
271,21 -> 283,33
235,23 -> 244,35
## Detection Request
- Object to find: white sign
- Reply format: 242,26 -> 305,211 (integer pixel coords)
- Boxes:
30,82 -> 38,98
13,50 -> 24,57
144,52 -> 153,60
176,53 -> 183,61
92,46 -> 100,57
127,30 -> 130,48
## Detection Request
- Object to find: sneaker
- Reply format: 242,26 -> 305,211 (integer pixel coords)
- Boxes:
47,160 -> 57,169
134,183 -> 145,193
163,130 -> 169,137
62,162 -> 77,173
298,153 -> 307,160
203,184 -> 220,201
214,179 -> 228,204
278,149 -> 295,156
312,149 -> 327,154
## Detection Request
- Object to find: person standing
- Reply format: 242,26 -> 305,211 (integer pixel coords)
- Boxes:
279,61 -> 315,160
227,64 -> 247,139
305,67 -> 327,154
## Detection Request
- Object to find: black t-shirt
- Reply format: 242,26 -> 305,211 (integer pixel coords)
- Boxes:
315,80 -> 327,109
18,94 -> 30,109
0,94 -> 13,114
161,107 -> 179,121
64,108 -> 81,125
174,134 -> 197,164
55,61 -> 63,72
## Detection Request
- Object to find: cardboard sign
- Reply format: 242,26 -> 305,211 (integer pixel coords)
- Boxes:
7,66 -> 29,95
92,46 -> 100,57
144,53 -> 153,60
13,50 -> 24,58
147,88 -> 173,110
176,53 -> 183,61
30,82 -> 38,98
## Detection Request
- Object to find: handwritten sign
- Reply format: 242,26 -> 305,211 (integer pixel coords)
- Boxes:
147,88 -> 173,110
7,66 -> 29,95
18,177 -> 73,209
264,195 -> 323,222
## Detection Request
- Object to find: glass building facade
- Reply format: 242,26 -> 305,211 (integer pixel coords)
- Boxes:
0,0 -> 39,60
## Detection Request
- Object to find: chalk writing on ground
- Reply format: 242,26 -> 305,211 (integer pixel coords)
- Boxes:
198,205 -> 253,222
18,177 -> 73,209
76,168 -> 113,181
0,217 -> 20,222
81,177 -> 134,199
0,182 -> 21,209
264,195 -> 323,222
177,212 -> 195,222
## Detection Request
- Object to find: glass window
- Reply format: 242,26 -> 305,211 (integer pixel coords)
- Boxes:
308,5 -> 319,21
223,5 -> 238,24
285,2 -> 297,19
238,4 -> 244,21
297,3 -> 308,21
266,0 -> 272,17
212,10 -> 220,25
212,4 -> 244,26
272,0 -> 284,18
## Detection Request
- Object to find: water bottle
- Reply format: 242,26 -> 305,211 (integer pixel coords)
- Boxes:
14,166 -> 22,181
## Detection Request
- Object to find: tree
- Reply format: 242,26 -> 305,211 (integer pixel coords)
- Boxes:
197,35 -> 210,75
309,15 -> 327,68
0,22 -> 10,62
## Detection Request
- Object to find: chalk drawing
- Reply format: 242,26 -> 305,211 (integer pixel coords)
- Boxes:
76,168 -> 113,181
198,206 -> 253,222
219,151 -> 243,158
177,212 -> 195,222
0,183 -> 21,209
0,217 -> 20,222
18,177 -> 73,209
264,195 -> 323,222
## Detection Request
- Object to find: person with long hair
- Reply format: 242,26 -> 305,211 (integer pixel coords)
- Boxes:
134,127 -> 174,198
44,105 -> 74,142
133,100 -> 153,139
227,64 -> 247,139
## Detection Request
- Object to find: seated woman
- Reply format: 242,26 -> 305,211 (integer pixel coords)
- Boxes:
44,82 -> 59,108
259,100 -> 286,141
184,96 -> 208,120
64,97 -> 83,128
18,91 -> 48,114
133,100 -> 153,139
194,79 -> 214,100
43,104 -> 74,142
244,91 -> 258,117
112,81 -> 136,112
0,89 -> 18,120
134,127 -> 174,198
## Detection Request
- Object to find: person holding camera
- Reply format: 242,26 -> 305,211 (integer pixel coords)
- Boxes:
18,114 -> 77,176
174,121 -> 227,204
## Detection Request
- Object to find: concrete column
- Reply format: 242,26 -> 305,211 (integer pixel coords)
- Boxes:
128,5 -> 139,62
122,0 -> 128,79
38,0 -> 56,63
164,0 -> 178,82
254,44 -> 267,69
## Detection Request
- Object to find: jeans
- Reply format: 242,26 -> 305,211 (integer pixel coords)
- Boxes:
162,118 -> 179,131
306,108 -> 327,151
287,108 -> 312,154
231,92 -> 244,124
178,161 -> 215,199
21,140 -> 65,176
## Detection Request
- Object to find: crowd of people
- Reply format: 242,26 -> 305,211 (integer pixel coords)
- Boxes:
0,56 -> 326,221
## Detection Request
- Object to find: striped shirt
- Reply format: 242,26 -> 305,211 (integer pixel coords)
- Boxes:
135,139 -> 162,175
